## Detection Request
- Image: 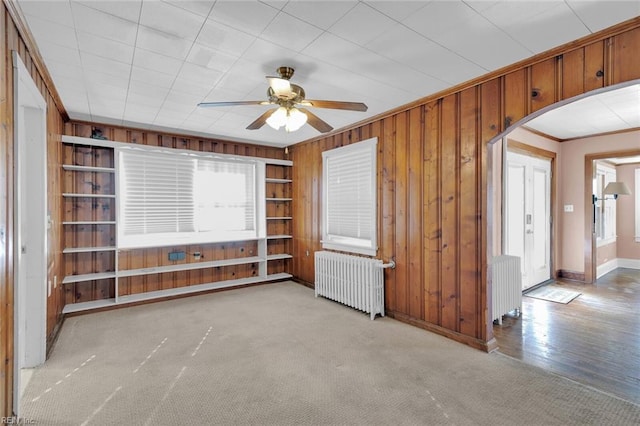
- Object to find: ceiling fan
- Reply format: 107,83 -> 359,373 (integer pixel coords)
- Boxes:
197,66 -> 368,133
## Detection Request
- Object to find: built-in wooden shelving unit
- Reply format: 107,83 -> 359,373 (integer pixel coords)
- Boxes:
61,135 -> 293,313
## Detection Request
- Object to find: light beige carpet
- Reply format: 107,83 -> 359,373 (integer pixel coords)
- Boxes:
22,281 -> 640,425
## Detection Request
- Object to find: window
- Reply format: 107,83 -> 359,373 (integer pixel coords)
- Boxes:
118,148 -> 260,249
322,137 -> 377,256
594,162 -> 616,246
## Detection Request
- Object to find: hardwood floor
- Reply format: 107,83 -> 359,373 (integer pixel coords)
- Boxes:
493,268 -> 640,405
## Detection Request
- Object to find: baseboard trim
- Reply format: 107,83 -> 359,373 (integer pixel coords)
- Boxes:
386,311 -> 497,353
597,259 -> 619,279
617,258 -> 640,269
557,270 -> 585,282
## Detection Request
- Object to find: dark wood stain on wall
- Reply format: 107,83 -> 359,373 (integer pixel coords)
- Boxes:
291,20 -> 640,351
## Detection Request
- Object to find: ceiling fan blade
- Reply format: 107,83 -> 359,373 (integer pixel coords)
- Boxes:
302,100 -> 368,112
198,100 -> 269,107
246,108 -> 279,130
298,108 -> 333,133
266,77 -> 293,98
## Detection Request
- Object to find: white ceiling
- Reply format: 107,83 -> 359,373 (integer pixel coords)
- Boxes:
17,0 -> 640,147
525,84 -> 640,140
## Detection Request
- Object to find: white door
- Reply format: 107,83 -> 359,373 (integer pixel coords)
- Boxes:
505,151 -> 551,290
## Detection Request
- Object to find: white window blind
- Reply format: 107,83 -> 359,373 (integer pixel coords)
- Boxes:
322,137 -> 377,256
118,149 -> 258,249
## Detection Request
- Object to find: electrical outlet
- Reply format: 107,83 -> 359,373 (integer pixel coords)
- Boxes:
193,251 -> 201,260
564,204 -> 574,212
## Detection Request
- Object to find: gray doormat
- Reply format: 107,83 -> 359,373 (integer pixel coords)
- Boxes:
525,285 -> 581,304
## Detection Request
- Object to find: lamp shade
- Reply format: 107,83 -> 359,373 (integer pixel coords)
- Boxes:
266,107 -> 287,130
603,181 -> 631,196
285,108 -> 307,132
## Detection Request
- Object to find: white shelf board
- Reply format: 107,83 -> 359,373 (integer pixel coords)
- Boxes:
265,178 -> 292,183
62,271 -> 117,284
118,256 -> 263,278
267,234 -> 292,239
267,254 -> 293,260
63,164 -> 115,173
266,198 -> 292,201
61,135 -> 293,166
266,217 -> 292,220
63,246 -> 117,254
63,221 -> 116,225
63,193 -> 116,198
62,298 -> 116,314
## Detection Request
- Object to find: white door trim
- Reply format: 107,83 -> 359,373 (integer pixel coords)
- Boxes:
13,51 -> 48,416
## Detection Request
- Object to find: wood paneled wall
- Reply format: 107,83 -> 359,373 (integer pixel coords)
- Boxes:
1,1 -> 66,417
62,122 -> 289,304
291,19 -> 640,351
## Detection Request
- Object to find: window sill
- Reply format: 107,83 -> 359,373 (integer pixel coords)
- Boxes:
321,241 -> 377,256
596,237 -> 617,247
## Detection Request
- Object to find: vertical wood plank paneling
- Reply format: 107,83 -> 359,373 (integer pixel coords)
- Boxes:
459,87 -> 479,337
381,116 -> 396,312
407,107 -> 423,320
562,48 -> 585,99
584,41 -> 605,92
424,101 -> 441,325
440,94 -> 460,332
394,112 -> 408,315
503,69 -> 528,129
530,57 -> 558,112
611,30 -> 640,84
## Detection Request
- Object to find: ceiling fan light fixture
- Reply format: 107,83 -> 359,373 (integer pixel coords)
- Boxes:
266,106 -> 288,130
285,108 -> 307,132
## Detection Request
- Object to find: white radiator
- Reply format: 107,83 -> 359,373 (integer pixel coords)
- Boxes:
491,255 -> 522,325
314,251 -> 388,320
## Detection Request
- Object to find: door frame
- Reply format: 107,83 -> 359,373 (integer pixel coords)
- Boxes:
584,149 -> 640,283
12,51 -> 48,416
505,139 -> 557,282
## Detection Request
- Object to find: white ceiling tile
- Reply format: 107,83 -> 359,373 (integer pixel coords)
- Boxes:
186,43 -> 239,72
71,2 -> 138,46
80,52 -> 132,79
70,111 -> 93,122
186,107 -> 226,121
212,62 -> 264,96
140,1 -> 206,40
171,76 -> 213,97
133,48 -> 183,76
196,19 -> 256,56
201,87 -> 255,105
260,13 -> 324,52
240,39 -> 299,73
480,1 -> 589,53
24,15 -> 77,49
568,1 -> 640,33
35,39 -> 82,67
136,26 -> 193,60
367,24 -> 485,85
177,62 -> 224,87
86,82 -> 128,102
404,1 -> 479,39
73,0 -> 142,23
163,1 -> 215,17
462,1 -> 501,13
126,92 -> 167,109
362,1 -> 427,22
208,1 -> 279,36
123,103 -> 159,117
44,59 -> 84,81
431,16 -> 532,70
84,70 -> 129,90
128,80 -> 171,99
329,2 -> 397,46
165,90 -> 205,108
77,31 -> 134,64
130,66 -> 175,89
19,1 -> 74,26
282,1 -> 357,30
